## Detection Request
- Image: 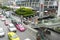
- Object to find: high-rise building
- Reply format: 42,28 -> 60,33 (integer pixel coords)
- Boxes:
0,0 -> 8,5
15,0 -> 58,11
44,0 -> 58,11
0,0 -> 58,11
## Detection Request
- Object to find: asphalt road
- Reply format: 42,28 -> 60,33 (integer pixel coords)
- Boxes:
46,31 -> 60,40
11,15 -> 60,40
0,15 -> 36,40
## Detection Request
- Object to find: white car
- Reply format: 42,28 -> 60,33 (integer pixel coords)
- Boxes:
1,17 -> 6,21
8,23 -> 17,32
0,28 -> 5,37
0,13 -> 2,15
24,38 -> 31,40
0,15 -> 4,18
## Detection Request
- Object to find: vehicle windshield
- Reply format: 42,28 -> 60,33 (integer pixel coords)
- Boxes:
17,22 -> 21,24
19,25 -> 23,28
12,34 -> 17,38
10,26 -> 14,28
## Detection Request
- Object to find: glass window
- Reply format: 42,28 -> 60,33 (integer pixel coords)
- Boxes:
55,6 -> 58,10
50,0 -> 54,1
49,6 -> 54,8
36,0 -> 39,2
17,22 -> 21,24
10,26 -> 14,28
44,2 -> 48,5
30,0 -> 32,2
12,34 -> 17,38
44,6 -> 47,8
32,0 -> 35,2
55,6 -> 58,9
45,0 -> 49,1
49,2 -> 53,5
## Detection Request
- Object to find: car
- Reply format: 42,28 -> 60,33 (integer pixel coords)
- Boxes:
16,24 -> 26,32
0,28 -> 5,37
0,15 -> 4,18
0,13 -> 2,15
24,38 -> 31,40
1,16 -> 6,21
11,20 -> 26,32
5,11 -> 11,18
11,20 -> 17,25
8,23 -> 17,32
8,32 -> 20,40
4,20 -> 10,26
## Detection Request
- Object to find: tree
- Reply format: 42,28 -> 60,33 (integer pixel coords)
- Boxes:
0,6 -> 13,11
15,7 -> 35,17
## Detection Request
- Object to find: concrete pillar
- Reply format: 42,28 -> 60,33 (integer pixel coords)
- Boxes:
39,0 -> 44,18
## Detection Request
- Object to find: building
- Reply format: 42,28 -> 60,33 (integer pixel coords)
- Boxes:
0,0 -> 8,5
44,0 -> 58,11
16,0 -> 40,10
15,0 -> 58,11
0,0 -> 58,11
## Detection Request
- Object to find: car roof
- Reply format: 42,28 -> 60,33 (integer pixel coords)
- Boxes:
0,28 -> 3,30
0,28 -> 3,31
9,23 -> 14,26
24,38 -> 31,40
8,32 -> 15,36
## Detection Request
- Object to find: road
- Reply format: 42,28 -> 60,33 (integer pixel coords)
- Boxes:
46,31 -> 60,40
13,15 -> 60,40
0,15 -> 36,40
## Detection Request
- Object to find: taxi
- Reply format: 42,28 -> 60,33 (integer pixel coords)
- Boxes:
8,32 -> 20,40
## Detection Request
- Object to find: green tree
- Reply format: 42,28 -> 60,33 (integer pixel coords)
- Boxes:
15,7 -> 35,17
0,6 -> 13,11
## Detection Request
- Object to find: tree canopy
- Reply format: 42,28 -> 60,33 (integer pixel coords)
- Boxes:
15,7 -> 35,17
0,6 -> 13,11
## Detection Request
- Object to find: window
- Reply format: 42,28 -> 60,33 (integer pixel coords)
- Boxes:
32,0 -> 35,2
50,0 -> 54,1
45,0 -> 49,1
55,6 -> 58,9
12,35 -> 17,38
49,2 -> 53,5
30,0 -> 32,2
55,6 -> 58,10
36,0 -> 39,2
44,2 -> 48,5
44,6 -> 47,8
49,6 -> 54,8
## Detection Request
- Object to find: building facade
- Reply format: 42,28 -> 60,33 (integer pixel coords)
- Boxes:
0,0 -> 8,5
1,0 -> 58,11
44,0 -> 58,11
15,0 -> 58,11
